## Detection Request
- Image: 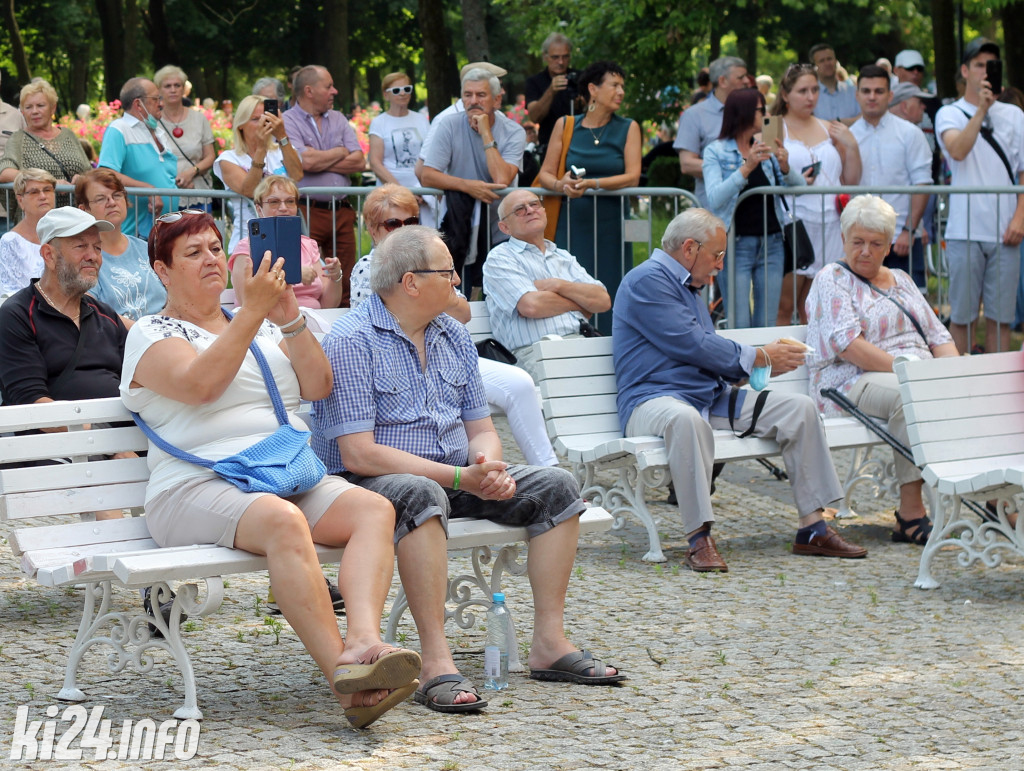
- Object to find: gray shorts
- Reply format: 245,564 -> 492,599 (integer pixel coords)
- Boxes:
341,464 -> 584,543
945,239 -> 1020,324
145,474 -> 359,548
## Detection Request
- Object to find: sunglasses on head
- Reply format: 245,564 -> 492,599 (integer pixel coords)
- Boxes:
156,209 -> 206,224
385,85 -> 414,96
381,216 -> 419,232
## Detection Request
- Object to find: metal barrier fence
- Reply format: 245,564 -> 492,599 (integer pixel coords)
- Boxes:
723,184 -> 1024,351
0,182 -> 697,314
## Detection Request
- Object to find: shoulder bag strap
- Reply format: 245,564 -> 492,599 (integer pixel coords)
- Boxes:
25,132 -> 76,183
728,386 -> 770,438
957,106 -> 1015,183
158,119 -> 211,185
835,261 -> 928,342
557,115 -> 575,178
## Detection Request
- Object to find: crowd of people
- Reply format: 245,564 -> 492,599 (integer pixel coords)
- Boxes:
0,32 -> 1020,727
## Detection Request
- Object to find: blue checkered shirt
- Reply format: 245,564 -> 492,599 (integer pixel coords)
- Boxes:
482,236 -> 605,350
310,294 -> 491,474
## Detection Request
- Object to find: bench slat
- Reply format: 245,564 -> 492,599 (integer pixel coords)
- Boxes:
0,397 -> 131,430
10,516 -> 152,556
0,426 -> 148,465
541,375 -> 618,399
0,456 -> 150,495
1,482 -> 148,522
904,392 -> 1024,424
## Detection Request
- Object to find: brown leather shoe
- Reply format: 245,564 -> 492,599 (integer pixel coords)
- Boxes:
684,534 -> 729,572
792,526 -> 867,559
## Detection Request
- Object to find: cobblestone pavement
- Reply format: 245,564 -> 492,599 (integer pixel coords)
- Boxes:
1,419 -> 1022,770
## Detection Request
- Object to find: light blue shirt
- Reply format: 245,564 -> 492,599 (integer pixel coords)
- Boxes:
97,115 -> 178,238
310,295 -> 490,474
702,138 -> 805,228
482,236 -> 605,350
814,79 -> 859,122
613,249 -> 756,430
90,235 -> 167,320
672,93 -> 724,206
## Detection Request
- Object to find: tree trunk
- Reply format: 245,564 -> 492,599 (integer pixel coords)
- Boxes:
69,43 -> 90,109
419,0 -> 451,119
95,0 -> 125,102
148,0 -> 180,69
3,0 -> 32,84
735,9 -> 758,78
460,0 -> 489,63
324,0 -> 351,112
709,21 -> 721,63
124,0 -> 140,90
1001,2 -> 1024,93
931,0 -> 957,99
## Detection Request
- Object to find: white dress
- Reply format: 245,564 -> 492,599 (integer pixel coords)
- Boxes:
783,120 -> 844,277
0,231 -> 43,296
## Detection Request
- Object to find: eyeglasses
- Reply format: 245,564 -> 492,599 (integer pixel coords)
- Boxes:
694,240 -> 726,262
408,267 -> 456,282
503,200 -> 544,219
906,65 -> 925,72
261,197 -> 298,208
385,85 -> 414,95
155,209 -> 206,224
142,95 -> 163,103
381,216 -> 420,232
88,191 -> 126,206
19,185 -> 55,197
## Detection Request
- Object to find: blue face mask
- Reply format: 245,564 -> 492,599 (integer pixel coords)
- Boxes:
141,105 -> 159,131
749,365 -> 771,391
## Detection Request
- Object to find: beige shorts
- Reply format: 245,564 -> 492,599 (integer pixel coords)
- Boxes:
145,474 -> 358,548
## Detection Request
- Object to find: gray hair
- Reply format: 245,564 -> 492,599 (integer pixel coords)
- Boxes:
497,190 -> 537,220
541,32 -> 571,56
709,56 -> 746,87
662,208 -> 726,253
371,225 -> 442,295
154,65 -> 187,88
119,77 -> 151,110
14,168 -> 58,195
252,76 -> 287,101
839,195 -> 897,243
461,68 -> 501,96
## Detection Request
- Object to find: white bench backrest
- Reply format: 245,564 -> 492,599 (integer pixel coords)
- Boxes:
533,326 -> 811,442
895,351 -> 1024,466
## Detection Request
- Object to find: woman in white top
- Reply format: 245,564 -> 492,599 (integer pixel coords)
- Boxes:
213,95 -> 303,252
154,65 -> 216,210
772,63 -> 861,324
121,210 -> 420,728
350,184 -> 558,467
367,72 -> 435,227
0,168 -> 56,295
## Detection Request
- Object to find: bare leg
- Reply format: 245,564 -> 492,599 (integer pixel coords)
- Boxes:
524,516 -> 618,675
776,272 -> 797,325
986,317 -> 1011,353
95,509 -> 124,521
396,518 -> 479,706
898,480 -> 928,522
796,275 -> 812,325
950,322 -> 970,354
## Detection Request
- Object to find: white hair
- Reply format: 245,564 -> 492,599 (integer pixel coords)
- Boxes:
661,208 -> 726,253
461,68 -> 501,96
840,195 -> 897,243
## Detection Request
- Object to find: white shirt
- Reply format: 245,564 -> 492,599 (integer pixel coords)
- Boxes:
212,148 -> 287,252
936,98 -> 1024,243
850,112 -> 932,241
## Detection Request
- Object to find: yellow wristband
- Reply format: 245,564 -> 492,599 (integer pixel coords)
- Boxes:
452,465 -> 461,490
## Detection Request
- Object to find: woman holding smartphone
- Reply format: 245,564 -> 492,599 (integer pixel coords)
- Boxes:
703,88 -> 805,328
772,63 -> 861,324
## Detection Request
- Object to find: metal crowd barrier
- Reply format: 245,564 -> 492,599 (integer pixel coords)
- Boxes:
722,185 -> 1024,351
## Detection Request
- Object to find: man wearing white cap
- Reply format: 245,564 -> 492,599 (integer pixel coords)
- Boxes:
894,50 -> 926,88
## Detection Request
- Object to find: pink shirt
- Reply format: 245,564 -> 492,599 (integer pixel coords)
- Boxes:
229,234 -> 325,308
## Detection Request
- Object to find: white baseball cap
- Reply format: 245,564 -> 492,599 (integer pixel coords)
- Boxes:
894,50 -> 925,70
37,207 -> 114,245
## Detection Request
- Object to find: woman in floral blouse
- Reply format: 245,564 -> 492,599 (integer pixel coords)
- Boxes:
806,195 -> 958,545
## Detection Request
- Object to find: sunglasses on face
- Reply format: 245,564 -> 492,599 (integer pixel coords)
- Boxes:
385,85 -> 414,96
381,216 -> 420,232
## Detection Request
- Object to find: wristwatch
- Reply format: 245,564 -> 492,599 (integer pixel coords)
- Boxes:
278,136 -> 290,147
482,140 -> 497,150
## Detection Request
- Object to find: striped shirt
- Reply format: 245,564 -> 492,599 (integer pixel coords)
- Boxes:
482,236 -> 605,350
310,294 -> 490,474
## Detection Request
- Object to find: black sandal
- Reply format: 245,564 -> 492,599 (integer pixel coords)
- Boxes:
892,510 -> 932,545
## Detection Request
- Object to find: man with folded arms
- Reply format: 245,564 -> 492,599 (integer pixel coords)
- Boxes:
482,189 -> 610,382
311,225 -> 623,715
613,208 -> 867,573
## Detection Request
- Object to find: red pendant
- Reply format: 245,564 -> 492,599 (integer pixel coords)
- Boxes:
172,127 -> 184,138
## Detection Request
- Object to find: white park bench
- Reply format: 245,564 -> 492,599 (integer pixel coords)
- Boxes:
895,351 -> 1024,589
532,327 -> 894,562
0,397 -> 611,719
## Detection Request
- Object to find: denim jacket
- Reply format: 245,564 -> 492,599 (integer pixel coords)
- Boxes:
702,138 -> 806,229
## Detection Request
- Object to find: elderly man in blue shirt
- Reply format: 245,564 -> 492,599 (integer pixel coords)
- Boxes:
613,208 -> 867,573
311,225 -> 624,715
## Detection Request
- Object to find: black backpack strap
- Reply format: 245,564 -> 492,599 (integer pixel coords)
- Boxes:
728,387 -> 770,438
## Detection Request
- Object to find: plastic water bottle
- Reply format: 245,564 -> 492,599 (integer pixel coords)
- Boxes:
483,592 -> 510,690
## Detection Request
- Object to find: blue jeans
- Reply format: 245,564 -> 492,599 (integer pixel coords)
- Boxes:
720,232 -> 784,328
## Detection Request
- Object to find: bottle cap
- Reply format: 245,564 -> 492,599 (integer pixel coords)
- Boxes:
492,592 -> 505,603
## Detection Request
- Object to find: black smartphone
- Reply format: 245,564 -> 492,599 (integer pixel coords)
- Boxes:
801,161 -> 822,180
248,216 -> 302,285
986,59 -> 1003,95
264,98 -> 279,116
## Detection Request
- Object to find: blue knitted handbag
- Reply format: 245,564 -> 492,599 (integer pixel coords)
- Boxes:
131,328 -> 326,496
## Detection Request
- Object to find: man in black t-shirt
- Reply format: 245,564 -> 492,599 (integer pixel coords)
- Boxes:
525,33 -> 579,153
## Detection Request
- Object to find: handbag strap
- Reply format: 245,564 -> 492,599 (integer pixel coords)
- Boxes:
130,313 -> 291,463
158,118 -> 212,185
836,261 -> 927,342
958,107 -> 1015,183
25,131 -> 77,183
728,387 -> 770,438
556,116 -> 575,178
